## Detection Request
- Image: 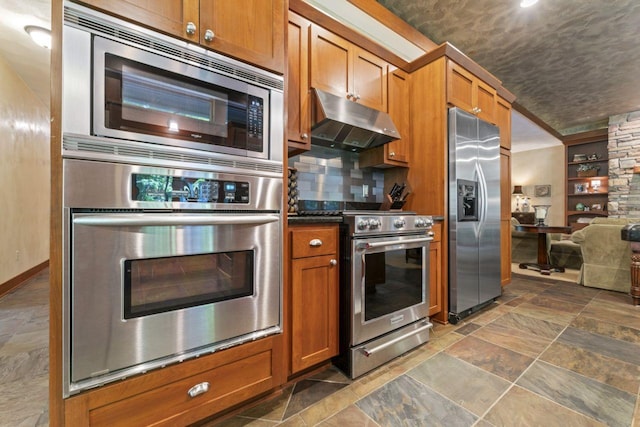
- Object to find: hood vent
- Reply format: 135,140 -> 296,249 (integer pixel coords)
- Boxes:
311,88 -> 400,152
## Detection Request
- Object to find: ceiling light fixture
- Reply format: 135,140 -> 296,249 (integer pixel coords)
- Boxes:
24,25 -> 52,49
520,0 -> 539,7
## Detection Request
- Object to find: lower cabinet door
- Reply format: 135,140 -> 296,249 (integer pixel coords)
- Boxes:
291,254 -> 339,373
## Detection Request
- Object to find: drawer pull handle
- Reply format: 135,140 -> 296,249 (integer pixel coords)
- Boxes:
187,382 -> 210,398
309,239 -> 323,247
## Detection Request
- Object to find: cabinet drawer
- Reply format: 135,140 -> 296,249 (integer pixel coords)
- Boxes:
88,347 -> 274,426
291,226 -> 338,258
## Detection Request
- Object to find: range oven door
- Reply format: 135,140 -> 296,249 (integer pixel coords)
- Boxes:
351,234 -> 432,346
67,212 -> 281,394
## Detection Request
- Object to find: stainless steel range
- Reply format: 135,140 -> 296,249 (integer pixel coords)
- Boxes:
335,211 -> 434,378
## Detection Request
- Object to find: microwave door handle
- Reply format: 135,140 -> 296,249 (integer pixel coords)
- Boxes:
73,214 -> 280,227
357,237 -> 433,250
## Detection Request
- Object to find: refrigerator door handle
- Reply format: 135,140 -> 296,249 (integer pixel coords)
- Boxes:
476,163 -> 489,236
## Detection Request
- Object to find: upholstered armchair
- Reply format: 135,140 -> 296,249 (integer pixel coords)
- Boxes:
570,217 -> 639,292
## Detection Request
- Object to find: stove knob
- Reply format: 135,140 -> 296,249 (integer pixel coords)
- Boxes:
357,220 -> 369,230
369,219 -> 382,229
394,219 -> 406,228
415,218 -> 425,228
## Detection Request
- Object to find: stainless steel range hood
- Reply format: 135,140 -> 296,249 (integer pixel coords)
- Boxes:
310,88 -> 400,152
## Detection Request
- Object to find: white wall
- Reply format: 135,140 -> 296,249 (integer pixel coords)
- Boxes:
0,54 -> 50,284
511,144 -> 565,226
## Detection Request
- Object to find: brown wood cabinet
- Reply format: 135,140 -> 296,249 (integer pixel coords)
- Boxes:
79,0 -> 285,73
496,97 -> 512,150
496,97 -> 512,285
360,67 -> 410,168
64,336 -> 282,426
289,225 -> 339,374
310,25 -> 388,112
500,148 -> 512,286
428,222 -> 443,316
287,12 -> 312,155
447,61 -> 497,124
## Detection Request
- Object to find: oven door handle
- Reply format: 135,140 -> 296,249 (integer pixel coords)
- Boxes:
357,236 -> 433,250
73,214 -> 280,227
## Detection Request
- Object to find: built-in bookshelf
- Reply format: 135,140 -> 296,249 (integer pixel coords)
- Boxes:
565,133 -> 608,231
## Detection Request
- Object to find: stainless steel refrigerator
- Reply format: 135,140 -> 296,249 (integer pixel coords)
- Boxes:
448,107 -> 501,324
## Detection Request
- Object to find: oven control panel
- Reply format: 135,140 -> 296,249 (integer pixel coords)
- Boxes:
132,173 -> 250,204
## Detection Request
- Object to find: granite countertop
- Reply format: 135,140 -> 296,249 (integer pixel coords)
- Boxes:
287,215 -> 343,225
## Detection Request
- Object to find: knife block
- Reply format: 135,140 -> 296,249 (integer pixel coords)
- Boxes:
380,194 -> 406,211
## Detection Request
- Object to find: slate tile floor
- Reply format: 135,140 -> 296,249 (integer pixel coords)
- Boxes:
4,269 -> 640,426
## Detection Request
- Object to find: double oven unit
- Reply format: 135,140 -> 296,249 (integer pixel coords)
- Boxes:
61,3 -> 284,396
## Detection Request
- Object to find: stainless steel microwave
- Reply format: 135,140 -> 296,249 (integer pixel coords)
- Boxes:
62,3 -> 284,163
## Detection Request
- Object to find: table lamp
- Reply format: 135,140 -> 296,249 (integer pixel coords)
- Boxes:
512,185 -> 524,212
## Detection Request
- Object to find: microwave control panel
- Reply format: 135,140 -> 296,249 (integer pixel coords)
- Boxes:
132,173 -> 249,204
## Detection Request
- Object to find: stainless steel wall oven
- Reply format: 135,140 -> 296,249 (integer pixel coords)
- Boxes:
63,160 -> 282,396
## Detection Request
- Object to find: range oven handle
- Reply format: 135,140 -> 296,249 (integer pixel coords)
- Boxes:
73,213 -> 280,227
361,321 -> 433,357
357,236 -> 433,250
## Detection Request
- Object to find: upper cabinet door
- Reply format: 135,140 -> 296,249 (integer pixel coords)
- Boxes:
386,68 -> 410,164
79,0 -> 199,40
310,25 -> 352,99
352,47 -> 388,112
287,12 -> 312,155
447,62 -> 474,113
200,0 -> 285,73
496,97 -> 512,150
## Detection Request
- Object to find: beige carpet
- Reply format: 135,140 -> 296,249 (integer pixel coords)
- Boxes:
511,262 -> 580,283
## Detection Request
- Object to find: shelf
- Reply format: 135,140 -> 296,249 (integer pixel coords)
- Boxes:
568,192 -> 608,197
568,158 -> 608,165
567,210 -> 607,216
567,175 -> 607,181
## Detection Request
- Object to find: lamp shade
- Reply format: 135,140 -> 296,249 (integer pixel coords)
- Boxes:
512,185 -> 523,195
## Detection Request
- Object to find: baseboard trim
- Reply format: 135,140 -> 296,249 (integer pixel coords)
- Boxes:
0,260 -> 49,298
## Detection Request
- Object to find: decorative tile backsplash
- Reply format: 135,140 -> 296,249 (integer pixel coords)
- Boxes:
288,145 -> 384,202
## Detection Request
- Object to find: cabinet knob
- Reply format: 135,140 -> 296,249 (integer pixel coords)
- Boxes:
389,152 -> 395,157
309,239 -> 323,247
346,92 -> 354,99
187,382 -> 210,398
330,259 -> 337,266
301,133 -> 308,139
354,94 -> 361,100
204,29 -> 215,42
185,22 -> 197,36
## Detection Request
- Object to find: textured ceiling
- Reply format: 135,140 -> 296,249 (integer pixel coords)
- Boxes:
377,0 -> 640,135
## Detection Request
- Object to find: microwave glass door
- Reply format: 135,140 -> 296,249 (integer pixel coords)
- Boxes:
98,43 -> 266,156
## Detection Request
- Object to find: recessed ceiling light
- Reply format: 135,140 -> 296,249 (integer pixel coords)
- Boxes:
24,25 -> 51,49
520,0 -> 539,7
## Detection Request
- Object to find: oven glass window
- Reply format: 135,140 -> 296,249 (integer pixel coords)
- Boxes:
103,54 -> 264,152
124,251 -> 254,319
363,249 -> 423,321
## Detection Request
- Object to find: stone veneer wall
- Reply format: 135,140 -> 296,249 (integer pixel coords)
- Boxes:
608,110 -> 640,217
